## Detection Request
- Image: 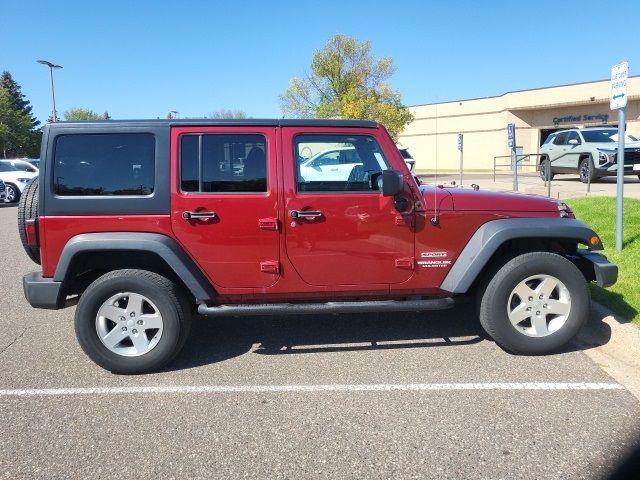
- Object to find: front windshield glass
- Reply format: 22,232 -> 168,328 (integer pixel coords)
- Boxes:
581,129 -> 637,143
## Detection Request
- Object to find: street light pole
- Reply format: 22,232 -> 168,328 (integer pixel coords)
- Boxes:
37,60 -> 63,122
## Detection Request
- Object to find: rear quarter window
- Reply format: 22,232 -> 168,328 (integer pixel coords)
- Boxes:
53,133 -> 155,196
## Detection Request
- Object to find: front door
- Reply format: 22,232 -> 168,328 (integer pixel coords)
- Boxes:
170,126 -> 280,288
282,127 -> 415,287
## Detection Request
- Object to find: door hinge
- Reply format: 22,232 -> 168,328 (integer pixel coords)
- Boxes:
260,261 -> 280,274
259,217 -> 279,231
395,257 -> 415,270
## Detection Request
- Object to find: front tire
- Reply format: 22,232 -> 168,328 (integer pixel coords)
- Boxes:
75,269 -> 191,374
478,252 -> 589,355
5,183 -> 20,203
579,157 -> 596,184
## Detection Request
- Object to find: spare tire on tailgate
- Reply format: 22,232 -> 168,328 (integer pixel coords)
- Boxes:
17,178 -> 40,265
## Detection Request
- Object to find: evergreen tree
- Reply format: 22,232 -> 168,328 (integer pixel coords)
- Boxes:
0,71 -> 40,129
0,88 -> 33,158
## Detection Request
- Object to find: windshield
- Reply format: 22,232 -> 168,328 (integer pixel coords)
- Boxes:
0,162 -> 19,172
581,129 -> 638,143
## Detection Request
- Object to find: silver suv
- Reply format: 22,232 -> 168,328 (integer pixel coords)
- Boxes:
539,128 -> 640,183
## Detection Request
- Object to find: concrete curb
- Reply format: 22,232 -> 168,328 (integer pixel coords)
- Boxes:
574,301 -> 640,401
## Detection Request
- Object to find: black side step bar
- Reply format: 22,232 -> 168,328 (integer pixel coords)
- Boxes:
197,298 -> 455,317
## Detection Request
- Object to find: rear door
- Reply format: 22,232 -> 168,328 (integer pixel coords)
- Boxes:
282,127 -> 415,287
170,126 -> 280,288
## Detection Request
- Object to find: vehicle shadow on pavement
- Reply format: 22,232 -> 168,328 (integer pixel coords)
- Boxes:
168,304 -> 486,371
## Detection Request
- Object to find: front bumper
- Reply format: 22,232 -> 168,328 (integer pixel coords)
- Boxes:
595,162 -> 640,175
23,272 -> 64,309
575,251 -> 618,288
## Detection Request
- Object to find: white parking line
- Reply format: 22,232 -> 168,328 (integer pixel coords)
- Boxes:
0,382 -> 624,396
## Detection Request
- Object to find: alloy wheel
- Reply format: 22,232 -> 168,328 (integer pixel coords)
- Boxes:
507,274 -> 571,337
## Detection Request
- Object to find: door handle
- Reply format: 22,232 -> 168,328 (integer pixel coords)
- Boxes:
182,211 -> 217,220
290,210 -> 323,219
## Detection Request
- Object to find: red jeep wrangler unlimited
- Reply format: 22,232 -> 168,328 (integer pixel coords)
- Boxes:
19,119 -> 617,374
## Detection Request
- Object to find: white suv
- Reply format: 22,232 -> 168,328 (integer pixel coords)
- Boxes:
539,128 -> 640,183
0,161 -> 38,203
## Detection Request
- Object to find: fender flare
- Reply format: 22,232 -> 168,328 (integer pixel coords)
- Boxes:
54,232 -> 215,301
440,218 -> 602,294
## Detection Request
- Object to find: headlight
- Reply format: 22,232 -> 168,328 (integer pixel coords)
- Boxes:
17,178 -> 31,183
598,150 -> 616,164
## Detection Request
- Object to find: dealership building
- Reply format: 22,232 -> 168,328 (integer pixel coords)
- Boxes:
397,76 -> 640,172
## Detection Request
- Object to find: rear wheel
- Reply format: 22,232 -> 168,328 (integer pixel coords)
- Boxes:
478,252 -> 589,355
579,157 -> 596,184
539,159 -> 554,181
74,269 -> 191,374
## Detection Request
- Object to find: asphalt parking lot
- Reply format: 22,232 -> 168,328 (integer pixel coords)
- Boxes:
0,203 -> 639,479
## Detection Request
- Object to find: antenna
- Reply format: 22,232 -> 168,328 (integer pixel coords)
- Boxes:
431,103 -> 439,226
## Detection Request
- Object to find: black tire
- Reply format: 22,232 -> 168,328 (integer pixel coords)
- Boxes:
579,157 -> 596,184
478,252 -> 590,355
5,183 -> 20,203
539,159 -> 554,181
17,178 -> 40,264
75,269 -> 191,374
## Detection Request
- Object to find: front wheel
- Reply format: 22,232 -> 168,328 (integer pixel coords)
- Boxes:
5,183 -> 20,203
579,157 -> 596,184
75,269 -> 191,374
539,159 -> 554,181
478,252 -> 589,355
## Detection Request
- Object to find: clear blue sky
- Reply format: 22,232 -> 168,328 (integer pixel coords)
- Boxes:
3,0 -> 639,123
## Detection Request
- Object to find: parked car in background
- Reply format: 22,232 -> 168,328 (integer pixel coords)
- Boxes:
299,146 -> 386,182
0,161 -> 38,203
539,128 -> 640,183
396,144 -> 416,172
26,159 -> 40,169
0,159 -> 39,173
0,179 -> 6,203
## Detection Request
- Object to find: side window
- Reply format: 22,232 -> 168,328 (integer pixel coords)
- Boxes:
54,134 -> 155,196
566,131 -> 581,144
295,135 -> 389,192
180,134 -> 267,193
553,132 -> 568,146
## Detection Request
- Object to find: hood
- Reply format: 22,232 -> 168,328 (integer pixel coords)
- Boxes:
430,186 -> 560,212
0,171 -> 37,182
589,141 -> 640,151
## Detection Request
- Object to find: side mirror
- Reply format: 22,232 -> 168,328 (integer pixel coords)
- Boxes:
568,139 -> 579,145
382,170 -> 404,197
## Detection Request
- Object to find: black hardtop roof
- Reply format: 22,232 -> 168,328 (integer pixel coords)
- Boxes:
48,118 -> 379,129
